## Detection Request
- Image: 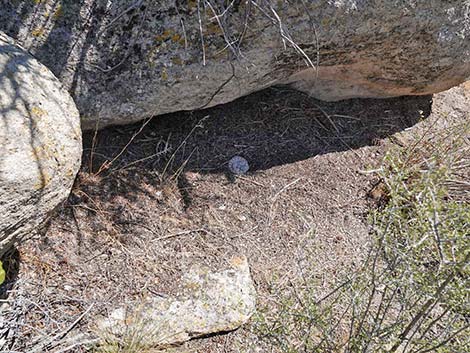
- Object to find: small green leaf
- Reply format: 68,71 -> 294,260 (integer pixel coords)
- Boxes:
0,261 -> 5,285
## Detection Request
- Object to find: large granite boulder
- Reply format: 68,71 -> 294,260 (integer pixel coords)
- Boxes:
0,33 -> 82,256
1,1 -> 469,129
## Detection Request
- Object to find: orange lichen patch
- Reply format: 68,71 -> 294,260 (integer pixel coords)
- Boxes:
230,256 -> 248,269
31,27 -> 45,37
171,57 -> 184,66
188,0 -> 197,10
155,29 -> 172,42
31,106 -> 47,118
462,81 -> 470,98
32,146 -> 54,190
33,173 -> 52,190
155,30 -> 185,46
184,280 -> 202,291
211,49 -> 228,60
171,33 -> 182,42
53,5 -> 63,20
161,67 -> 168,81
65,166 -> 78,178
205,22 -> 222,35
321,17 -> 332,26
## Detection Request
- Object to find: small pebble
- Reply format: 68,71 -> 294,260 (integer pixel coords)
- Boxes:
228,156 -> 249,175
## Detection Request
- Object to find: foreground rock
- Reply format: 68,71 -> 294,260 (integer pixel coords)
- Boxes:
1,1 -> 469,129
0,33 -> 82,256
98,257 -> 256,349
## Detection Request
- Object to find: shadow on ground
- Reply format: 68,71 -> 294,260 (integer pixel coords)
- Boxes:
74,86 -> 433,210
83,86 -> 432,176
0,248 -> 20,300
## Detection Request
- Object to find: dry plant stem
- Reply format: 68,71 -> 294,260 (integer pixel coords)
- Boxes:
117,136 -> 171,172
313,302 -> 353,351
95,117 -> 153,175
197,0 -> 206,66
389,251 -> 470,353
235,1 -> 251,55
402,115 -> 443,168
403,300 -> 449,353
251,0 -> 317,69
208,0 -> 237,20
89,118 -> 101,172
354,236 -> 383,340
204,0 -> 240,60
88,4 -> 148,74
300,0 -> 320,78
368,286 -> 389,337
415,323 -> 470,353
26,304 -> 94,353
161,115 -> 209,178
102,0 -> 145,32
157,229 -> 207,241
52,338 -> 100,353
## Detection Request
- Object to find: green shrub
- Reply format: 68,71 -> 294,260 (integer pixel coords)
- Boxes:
254,120 -> 470,352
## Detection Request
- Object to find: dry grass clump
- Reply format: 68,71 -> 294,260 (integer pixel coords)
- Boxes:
92,308 -> 164,353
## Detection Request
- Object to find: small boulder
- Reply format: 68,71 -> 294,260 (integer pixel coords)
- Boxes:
0,32 -> 82,256
98,256 -> 256,349
229,156 -> 250,175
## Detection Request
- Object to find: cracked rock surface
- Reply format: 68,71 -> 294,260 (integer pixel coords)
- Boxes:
1,1 -> 469,129
98,256 -> 256,349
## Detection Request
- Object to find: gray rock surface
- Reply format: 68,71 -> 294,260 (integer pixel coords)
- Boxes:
1,1 -> 470,129
98,256 -> 256,349
0,33 -> 82,256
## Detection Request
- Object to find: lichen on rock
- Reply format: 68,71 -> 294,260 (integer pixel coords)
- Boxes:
0,32 -> 82,256
98,256 -> 256,349
1,1 -> 470,129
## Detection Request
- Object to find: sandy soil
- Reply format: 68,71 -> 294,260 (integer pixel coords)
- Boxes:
1,82 -> 468,352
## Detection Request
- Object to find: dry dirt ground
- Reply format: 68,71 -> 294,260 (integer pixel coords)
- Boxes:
1,83 -> 469,352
